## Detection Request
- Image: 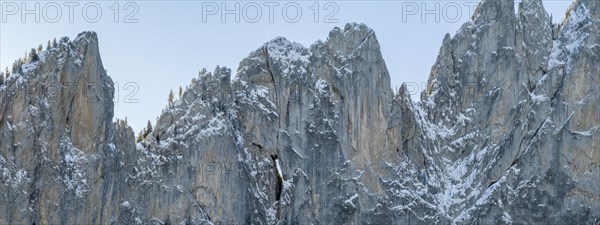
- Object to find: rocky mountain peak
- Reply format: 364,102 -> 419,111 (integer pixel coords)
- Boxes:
326,22 -> 377,56
472,0 -> 515,24
1,31 -> 114,153
73,31 -> 99,46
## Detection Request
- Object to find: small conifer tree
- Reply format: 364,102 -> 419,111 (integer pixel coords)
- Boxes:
168,89 -> 175,107
143,120 -> 153,138
136,130 -> 144,143
30,48 -> 39,62
12,60 -> 22,74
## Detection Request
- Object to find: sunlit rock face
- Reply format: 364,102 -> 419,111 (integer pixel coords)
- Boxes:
0,0 -> 598,224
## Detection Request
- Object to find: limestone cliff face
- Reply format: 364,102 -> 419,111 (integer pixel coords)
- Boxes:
0,32 -> 121,224
421,0 -> 600,223
0,0 -> 598,224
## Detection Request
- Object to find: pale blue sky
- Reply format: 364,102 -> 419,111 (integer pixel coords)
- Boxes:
1,0 -> 572,132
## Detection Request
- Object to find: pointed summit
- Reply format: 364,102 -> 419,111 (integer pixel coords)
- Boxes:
472,0 -> 515,24
326,23 -> 377,55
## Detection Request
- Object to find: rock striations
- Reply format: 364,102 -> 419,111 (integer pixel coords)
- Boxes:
0,0 -> 598,224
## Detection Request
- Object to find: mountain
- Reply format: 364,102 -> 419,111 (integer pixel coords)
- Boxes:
0,0 -> 598,224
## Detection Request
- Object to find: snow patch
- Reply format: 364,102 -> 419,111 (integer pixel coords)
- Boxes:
344,194 -> 359,208
548,4 -> 591,71
121,201 -> 132,209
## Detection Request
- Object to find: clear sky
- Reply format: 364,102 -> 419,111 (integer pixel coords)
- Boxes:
1,0 -> 572,132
